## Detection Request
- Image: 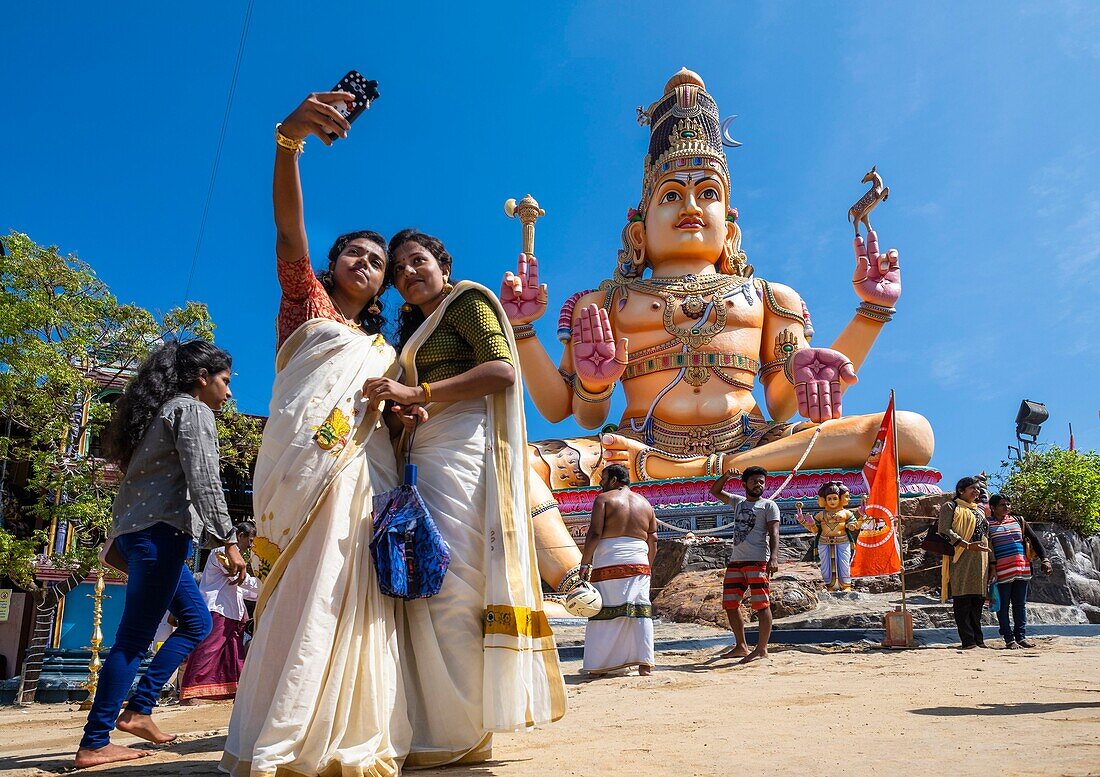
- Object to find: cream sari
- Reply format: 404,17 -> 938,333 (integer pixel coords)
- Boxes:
221,319 -> 411,777
396,282 -> 566,768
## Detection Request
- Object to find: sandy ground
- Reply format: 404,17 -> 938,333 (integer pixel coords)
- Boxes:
1,637 -> 1099,777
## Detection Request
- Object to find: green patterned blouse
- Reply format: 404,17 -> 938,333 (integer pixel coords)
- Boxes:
415,289 -> 513,385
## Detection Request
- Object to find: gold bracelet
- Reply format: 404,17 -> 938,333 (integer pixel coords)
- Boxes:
574,380 -> 614,403
419,382 -> 432,404
275,123 -> 305,155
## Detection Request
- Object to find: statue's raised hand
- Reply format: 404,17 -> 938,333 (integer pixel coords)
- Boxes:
852,230 -> 901,308
501,253 -> 548,325
791,348 -> 858,423
573,304 -> 628,388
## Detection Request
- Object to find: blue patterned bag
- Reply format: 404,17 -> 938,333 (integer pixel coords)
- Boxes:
369,421 -> 450,599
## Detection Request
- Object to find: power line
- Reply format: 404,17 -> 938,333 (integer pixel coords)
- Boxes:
182,0 -> 256,302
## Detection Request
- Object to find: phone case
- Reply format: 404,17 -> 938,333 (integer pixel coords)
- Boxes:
329,70 -> 380,139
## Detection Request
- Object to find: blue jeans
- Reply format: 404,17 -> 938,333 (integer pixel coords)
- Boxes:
996,578 -> 1029,643
80,522 -> 212,750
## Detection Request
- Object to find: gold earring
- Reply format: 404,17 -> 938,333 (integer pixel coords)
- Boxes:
400,303 -> 413,313
367,297 -> 381,316
442,275 -> 454,295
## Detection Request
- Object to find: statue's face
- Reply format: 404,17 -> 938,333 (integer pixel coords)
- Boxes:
824,493 -> 842,510
639,170 -> 729,266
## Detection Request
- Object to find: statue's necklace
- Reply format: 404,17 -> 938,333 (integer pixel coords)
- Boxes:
629,274 -> 744,350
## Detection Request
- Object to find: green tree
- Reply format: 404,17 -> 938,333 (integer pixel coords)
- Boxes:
0,232 -> 262,703
998,446 -> 1100,536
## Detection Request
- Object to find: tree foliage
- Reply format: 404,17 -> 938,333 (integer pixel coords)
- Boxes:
998,446 -> 1100,536
0,232 -> 262,593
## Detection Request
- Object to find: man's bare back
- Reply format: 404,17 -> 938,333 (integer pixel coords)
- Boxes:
580,467 -> 659,572
594,488 -> 656,542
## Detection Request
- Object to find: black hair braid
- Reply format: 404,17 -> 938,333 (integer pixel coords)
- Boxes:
101,339 -> 232,471
386,229 -> 454,352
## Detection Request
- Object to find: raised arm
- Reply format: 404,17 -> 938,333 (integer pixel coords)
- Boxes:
273,92 -> 353,263
709,468 -> 745,506
500,254 -> 574,422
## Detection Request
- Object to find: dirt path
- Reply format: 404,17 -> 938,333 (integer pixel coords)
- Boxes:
2,637 -> 1098,776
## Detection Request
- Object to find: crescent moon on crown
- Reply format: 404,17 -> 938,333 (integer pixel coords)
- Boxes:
721,115 -> 743,148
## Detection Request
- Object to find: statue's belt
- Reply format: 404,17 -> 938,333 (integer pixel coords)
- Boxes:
616,411 -> 776,457
623,351 -> 759,378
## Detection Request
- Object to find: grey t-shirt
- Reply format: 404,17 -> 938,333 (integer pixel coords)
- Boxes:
723,495 -> 781,563
111,394 -> 235,547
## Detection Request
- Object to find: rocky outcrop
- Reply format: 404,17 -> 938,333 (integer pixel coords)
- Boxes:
650,506 -> 1100,632
1027,525 -> 1100,611
651,538 -> 731,592
652,564 -> 820,628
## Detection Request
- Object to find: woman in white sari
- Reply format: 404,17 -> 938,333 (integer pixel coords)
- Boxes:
221,91 -> 412,777
363,230 -> 566,768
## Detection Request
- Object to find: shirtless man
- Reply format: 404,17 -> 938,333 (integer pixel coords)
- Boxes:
579,464 -> 658,676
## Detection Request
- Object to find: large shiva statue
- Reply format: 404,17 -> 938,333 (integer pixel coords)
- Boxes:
506,69 -> 934,595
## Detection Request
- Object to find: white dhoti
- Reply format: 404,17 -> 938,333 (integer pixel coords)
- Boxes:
582,537 -> 655,674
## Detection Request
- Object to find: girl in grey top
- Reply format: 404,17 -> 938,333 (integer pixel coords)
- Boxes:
76,340 -> 245,769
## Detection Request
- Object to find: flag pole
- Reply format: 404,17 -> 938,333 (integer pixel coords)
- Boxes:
892,388 -> 907,612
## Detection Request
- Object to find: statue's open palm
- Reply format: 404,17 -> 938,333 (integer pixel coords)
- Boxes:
791,347 -> 858,423
852,230 -> 901,308
501,253 -> 548,324
573,304 -> 628,388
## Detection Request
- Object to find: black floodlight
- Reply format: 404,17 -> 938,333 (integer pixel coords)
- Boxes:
1015,400 -> 1049,438
1012,399 -> 1048,455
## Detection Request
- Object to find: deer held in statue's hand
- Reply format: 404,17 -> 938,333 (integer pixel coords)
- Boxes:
848,165 -> 890,241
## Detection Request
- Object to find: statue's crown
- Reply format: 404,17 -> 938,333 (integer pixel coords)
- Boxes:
639,69 -> 730,209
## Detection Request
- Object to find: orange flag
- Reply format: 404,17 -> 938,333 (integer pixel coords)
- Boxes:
851,394 -> 902,577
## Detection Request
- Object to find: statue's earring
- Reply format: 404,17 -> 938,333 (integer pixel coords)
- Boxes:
367,297 -> 381,316
442,275 -> 454,295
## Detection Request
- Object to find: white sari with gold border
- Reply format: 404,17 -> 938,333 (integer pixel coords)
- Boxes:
221,319 -> 411,777
396,282 -> 566,769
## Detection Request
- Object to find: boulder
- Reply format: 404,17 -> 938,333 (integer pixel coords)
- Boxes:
652,566 -> 819,629
651,538 -> 732,591
652,569 -> 728,630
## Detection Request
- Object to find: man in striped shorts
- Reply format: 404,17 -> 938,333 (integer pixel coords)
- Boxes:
710,466 -> 781,664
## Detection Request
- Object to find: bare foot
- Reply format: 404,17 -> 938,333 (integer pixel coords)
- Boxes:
74,743 -> 151,769
115,710 -> 177,745
717,646 -> 751,659
639,665 -> 653,676
737,649 -> 769,665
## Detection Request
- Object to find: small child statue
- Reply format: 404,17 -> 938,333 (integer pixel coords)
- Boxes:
795,481 -> 860,591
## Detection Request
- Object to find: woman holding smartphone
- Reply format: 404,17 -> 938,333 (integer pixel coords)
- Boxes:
363,231 -> 565,768
75,339 -> 244,769
221,91 -> 413,777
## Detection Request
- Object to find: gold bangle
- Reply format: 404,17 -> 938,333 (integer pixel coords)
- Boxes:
574,381 -> 614,403
419,382 -> 432,404
275,123 -> 305,155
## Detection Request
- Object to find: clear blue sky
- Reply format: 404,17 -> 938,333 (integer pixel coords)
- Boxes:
4,2 -> 1098,485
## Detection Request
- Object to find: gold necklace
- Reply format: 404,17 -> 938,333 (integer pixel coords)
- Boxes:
628,274 -> 745,350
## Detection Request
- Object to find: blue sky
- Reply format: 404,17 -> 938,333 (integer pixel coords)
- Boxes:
4,2 -> 1098,485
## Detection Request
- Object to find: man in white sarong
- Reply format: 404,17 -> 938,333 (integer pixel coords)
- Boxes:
579,464 -> 657,676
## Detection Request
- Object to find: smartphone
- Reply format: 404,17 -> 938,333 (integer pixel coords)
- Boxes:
329,70 -> 380,140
